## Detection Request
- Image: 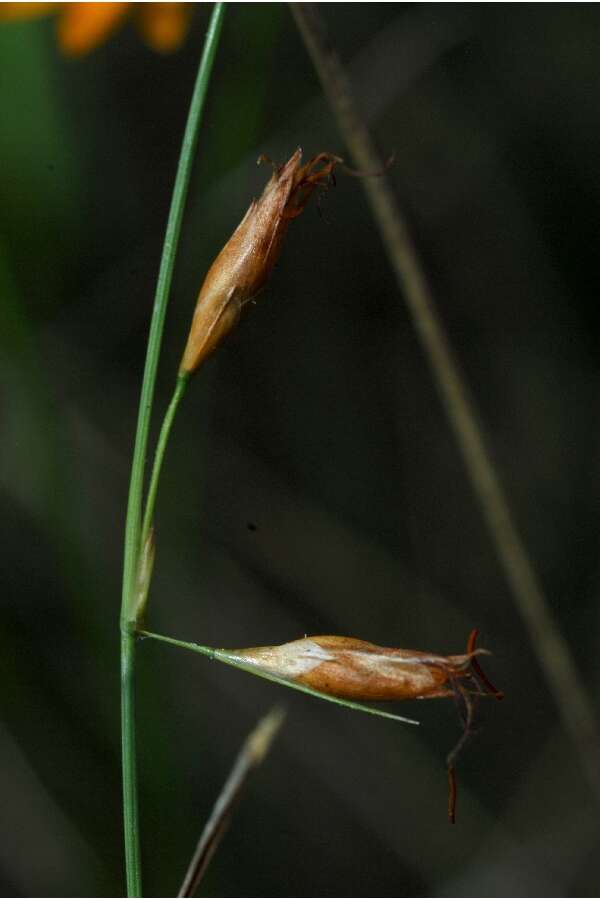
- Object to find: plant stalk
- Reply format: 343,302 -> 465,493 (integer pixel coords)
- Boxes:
120,630 -> 141,896
119,5 -> 226,895
141,373 -> 190,547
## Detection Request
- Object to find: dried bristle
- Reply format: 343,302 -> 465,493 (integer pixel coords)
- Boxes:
467,629 -> 504,699
447,765 -> 457,825
443,629 -> 504,825
284,153 -> 344,219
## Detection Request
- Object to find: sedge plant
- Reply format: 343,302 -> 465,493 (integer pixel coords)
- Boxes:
120,4 -> 504,894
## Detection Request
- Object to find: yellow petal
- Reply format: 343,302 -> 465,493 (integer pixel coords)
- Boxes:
136,2 -> 189,53
56,2 -> 130,56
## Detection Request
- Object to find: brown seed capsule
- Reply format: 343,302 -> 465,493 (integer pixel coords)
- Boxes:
179,148 -> 342,375
226,629 -> 503,824
226,632 -> 498,702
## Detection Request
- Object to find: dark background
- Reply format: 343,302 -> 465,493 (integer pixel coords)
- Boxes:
1,2 -> 600,896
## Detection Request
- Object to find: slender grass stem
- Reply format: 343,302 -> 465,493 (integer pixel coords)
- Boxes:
141,373 -> 190,547
121,5 -> 226,629
120,631 -> 140,896
119,6 -> 226,896
140,630 -> 420,726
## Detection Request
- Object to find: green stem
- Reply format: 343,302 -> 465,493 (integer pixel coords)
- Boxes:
120,631 -> 140,896
140,630 -> 420,726
121,4 -> 226,628
141,373 -> 190,546
120,6 -> 226,896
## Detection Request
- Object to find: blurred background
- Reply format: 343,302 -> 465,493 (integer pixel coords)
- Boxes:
1,2 -> 600,895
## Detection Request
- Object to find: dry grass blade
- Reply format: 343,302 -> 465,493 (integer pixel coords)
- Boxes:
178,707 -> 285,897
290,2 -> 600,799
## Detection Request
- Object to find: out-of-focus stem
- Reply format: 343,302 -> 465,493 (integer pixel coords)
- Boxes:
290,2 -> 600,799
178,707 -> 285,897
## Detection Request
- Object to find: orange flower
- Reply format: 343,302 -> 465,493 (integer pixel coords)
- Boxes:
0,2 -> 191,55
179,149 -> 342,374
